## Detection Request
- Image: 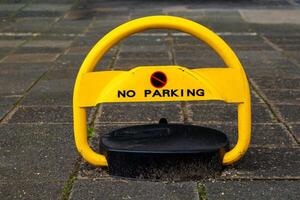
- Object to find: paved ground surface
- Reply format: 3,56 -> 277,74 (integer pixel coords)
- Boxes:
0,0 -> 300,199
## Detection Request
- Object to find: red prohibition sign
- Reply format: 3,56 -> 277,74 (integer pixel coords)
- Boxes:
150,71 -> 167,88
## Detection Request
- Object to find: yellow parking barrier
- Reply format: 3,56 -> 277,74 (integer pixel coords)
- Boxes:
73,16 -> 251,167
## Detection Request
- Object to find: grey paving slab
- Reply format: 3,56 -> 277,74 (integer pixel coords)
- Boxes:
21,90 -> 72,106
0,181 -> 65,200
114,58 -> 171,70
173,46 -> 225,67
276,104 -> 300,123
0,4 -> 25,11
65,46 -> 91,55
0,124 -> 76,199
252,78 -> 300,90
23,4 -> 72,12
0,105 -> 11,120
120,35 -> 168,46
262,89 -> 300,104
1,53 -> 59,63
237,50 -> 293,68
195,123 -> 295,148
221,148 -> 300,178
1,17 -> 56,33
286,51 -> 300,63
8,106 -> 73,123
55,54 -> 88,69
27,70 -> 77,94
245,67 -> 300,79
0,64 -> 49,95
28,77 -> 74,92
205,180 -> 300,200
0,124 -> 76,181
23,40 -> 72,48
14,47 -> 65,54
240,9 -> 300,24
120,44 -> 168,53
266,35 -> 300,51
0,95 -> 20,106
249,24 -> 300,36
290,123 -> 300,142
118,51 -> 170,60
189,103 -> 275,123
70,179 -> 199,200
175,58 -> 225,68
0,40 -> 25,48
95,103 -> 183,123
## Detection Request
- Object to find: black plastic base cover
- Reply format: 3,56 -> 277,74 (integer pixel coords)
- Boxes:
99,123 -> 229,180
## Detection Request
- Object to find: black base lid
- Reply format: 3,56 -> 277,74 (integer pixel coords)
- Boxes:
99,121 -> 230,180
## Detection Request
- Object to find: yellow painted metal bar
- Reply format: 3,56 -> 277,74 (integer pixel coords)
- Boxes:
73,16 -> 251,166
77,67 -> 246,107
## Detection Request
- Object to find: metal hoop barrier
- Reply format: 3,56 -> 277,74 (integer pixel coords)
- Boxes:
73,16 -> 251,166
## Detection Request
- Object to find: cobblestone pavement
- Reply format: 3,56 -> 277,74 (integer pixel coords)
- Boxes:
0,0 -> 300,199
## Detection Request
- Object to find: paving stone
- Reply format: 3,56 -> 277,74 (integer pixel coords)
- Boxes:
189,103 -> 275,123
0,64 -> 49,95
114,58 -> 171,70
0,62 -> 51,72
196,123 -> 295,148
0,4 -> 25,11
70,179 -> 199,200
250,24 -> 300,36
96,103 -> 183,123
0,105 -> 11,120
0,124 -> 76,199
205,180 -> 300,200
23,40 -> 72,48
14,47 -> 65,54
71,37 -> 102,47
46,20 -> 91,34
240,9 -> 300,24
265,36 -> 300,50
118,51 -> 170,60
21,90 -> 72,106
8,106 -> 73,123
221,148 -> 300,178
174,48 -> 222,60
1,53 -> 59,63
2,17 -> 56,33
286,51 -> 300,63
55,54 -> 86,69
0,95 -> 20,106
263,89 -> 300,104
289,123 -> 300,142
245,67 -> 300,79
28,77 -> 75,94
64,9 -> 94,20
120,35 -> 168,46
0,181 -> 65,200
252,78 -> 300,90
120,44 -> 168,53
174,35 -> 272,51
0,40 -> 25,48
0,124 -> 76,181
276,104 -> 300,123
23,4 -> 72,12
175,58 -> 225,68
65,46 -> 91,55
237,50 -> 292,68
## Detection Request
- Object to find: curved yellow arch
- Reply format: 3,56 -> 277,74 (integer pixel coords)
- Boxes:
73,16 -> 251,166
